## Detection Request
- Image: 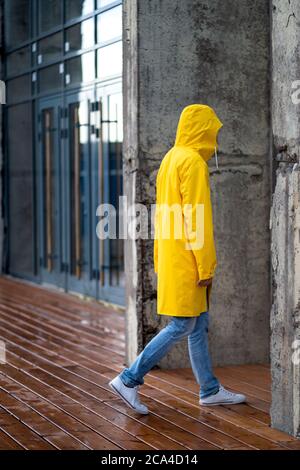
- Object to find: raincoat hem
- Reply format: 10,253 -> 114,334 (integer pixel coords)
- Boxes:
156,310 -> 207,317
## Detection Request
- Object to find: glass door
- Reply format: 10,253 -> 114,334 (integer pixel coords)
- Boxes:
64,89 -> 97,297
37,96 -> 64,287
36,84 -> 124,306
94,82 -> 124,305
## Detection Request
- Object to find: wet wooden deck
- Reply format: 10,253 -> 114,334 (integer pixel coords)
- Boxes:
0,275 -> 299,450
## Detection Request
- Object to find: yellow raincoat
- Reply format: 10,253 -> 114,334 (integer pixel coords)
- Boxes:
154,104 -> 223,317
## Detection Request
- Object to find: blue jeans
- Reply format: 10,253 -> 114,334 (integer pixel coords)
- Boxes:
119,311 -> 219,399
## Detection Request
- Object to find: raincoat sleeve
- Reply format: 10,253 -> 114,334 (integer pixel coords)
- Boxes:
179,159 -> 217,281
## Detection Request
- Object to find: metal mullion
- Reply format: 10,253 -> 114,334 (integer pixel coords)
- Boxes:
86,98 -> 94,281
4,68 -> 32,82
90,88 -> 100,285
2,100 -> 9,273
31,0 -> 37,39
96,0 -> 122,15
64,11 -> 96,29
31,100 -> 38,276
66,100 -> 73,278
98,97 -> 105,286
96,36 -> 122,49
63,45 -> 98,62
38,107 -> 46,269
4,41 -> 33,55
104,96 -> 111,287
3,0 -> 123,55
6,41 -> 102,81
44,110 -> 53,272
4,97 -> 32,108
115,102 -> 121,285
60,101 -> 69,280
57,104 -> 64,278
73,105 -> 81,278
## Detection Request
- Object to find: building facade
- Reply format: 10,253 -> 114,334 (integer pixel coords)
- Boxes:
1,0 -> 300,438
1,0 -> 124,305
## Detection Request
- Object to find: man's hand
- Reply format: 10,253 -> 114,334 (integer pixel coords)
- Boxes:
197,278 -> 213,287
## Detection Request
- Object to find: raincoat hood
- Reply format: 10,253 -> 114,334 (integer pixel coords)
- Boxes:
174,104 -> 223,162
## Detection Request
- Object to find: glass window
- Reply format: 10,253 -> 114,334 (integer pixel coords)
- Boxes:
7,47 -> 31,76
65,18 -> 94,53
65,52 -> 95,87
7,74 -> 31,103
65,0 -> 94,22
97,41 -> 122,80
8,103 -> 34,277
39,0 -> 62,33
38,32 -> 62,65
97,0 -> 116,8
4,0 -> 30,49
97,5 -> 122,43
39,64 -> 63,93
68,101 -> 90,276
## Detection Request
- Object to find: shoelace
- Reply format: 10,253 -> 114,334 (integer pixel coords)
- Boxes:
220,386 -> 236,397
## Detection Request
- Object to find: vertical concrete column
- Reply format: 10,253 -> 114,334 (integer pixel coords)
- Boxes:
271,0 -> 300,437
123,0 -> 271,367
270,167 -> 300,437
123,0 -> 140,363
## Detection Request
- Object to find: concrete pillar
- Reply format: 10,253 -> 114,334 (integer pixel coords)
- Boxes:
270,0 -> 300,437
123,0 -> 271,368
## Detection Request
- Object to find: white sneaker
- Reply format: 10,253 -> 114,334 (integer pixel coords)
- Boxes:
199,384 -> 246,406
108,375 -> 149,415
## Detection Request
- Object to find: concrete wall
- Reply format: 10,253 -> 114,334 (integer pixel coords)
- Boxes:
123,0 -> 271,367
270,0 -> 300,437
270,167 -> 300,438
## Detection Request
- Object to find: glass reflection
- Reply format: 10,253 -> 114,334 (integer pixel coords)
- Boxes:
4,0 -> 30,48
7,47 -> 31,76
39,0 -> 62,33
65,51 -> 95,86
65,0 -> 94,22
39,64 -> 62,93
97,41 -> 122,80
97,0 -> 116,8
108,92 -> 124,287
97,5 -> 122,43
39,32 -> 62,64
65,18 -> 94,53
7,74 -> 31,103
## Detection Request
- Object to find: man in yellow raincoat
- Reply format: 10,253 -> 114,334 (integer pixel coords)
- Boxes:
109,104 -> 246,414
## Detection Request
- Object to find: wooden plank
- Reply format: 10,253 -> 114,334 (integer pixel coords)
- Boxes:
0,316 -> 288,447
0,357 -> 189,450
150,368 -> 271,415
0,276 -> 124,330
0,302 -> 124,356
0,429 -> 24,450
0,338 -> 250,450
0,276 -> 299,451
0,407 -> 54,450
104,371 -> 288,451
0,335 -> 262,449
0,388 -> 89,450
0,292 -> 125,341
0,367 -> 128,450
